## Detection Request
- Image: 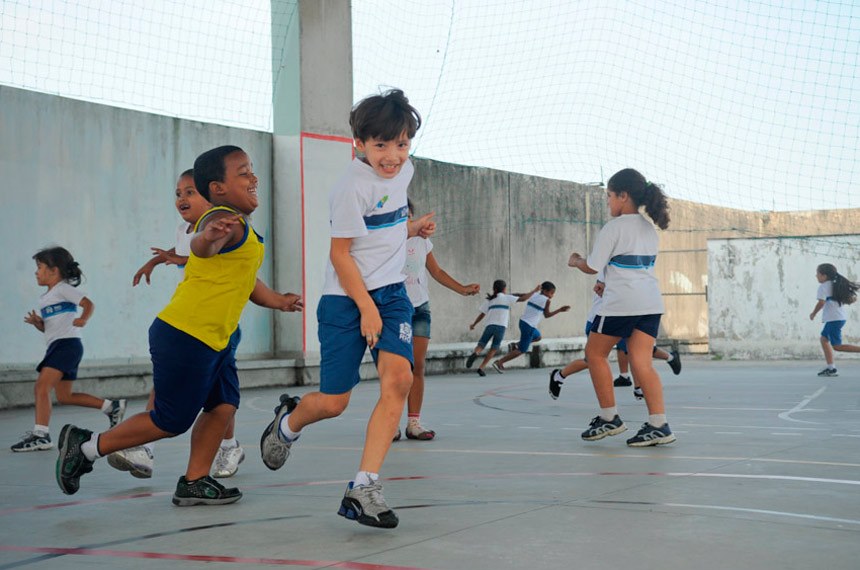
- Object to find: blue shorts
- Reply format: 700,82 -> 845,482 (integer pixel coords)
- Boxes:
148,318 -> 241,435
478,324 -> 506,350
821,320 -> 846,346
412,301 -> 431,339
37,338 -> 84,380
318,283 -> 414,395
591,314 -> 661,340
517,320 -> 541,353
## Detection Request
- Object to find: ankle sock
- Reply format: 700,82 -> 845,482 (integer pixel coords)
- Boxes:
599,407 -> 618,421
34,424 -> 49,437
354,470 -> 379,487
649,414 -> 667,427
100,400 -> 113,414
278,414 -> 301,442
221,437 -> 237,449
81,434 -> 102,461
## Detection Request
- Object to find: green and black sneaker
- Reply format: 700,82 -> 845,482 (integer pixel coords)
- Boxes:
172,475 -> 242,506
56,424 -> 95,495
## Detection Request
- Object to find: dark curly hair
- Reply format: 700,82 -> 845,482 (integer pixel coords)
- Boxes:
33,246 -> 83,286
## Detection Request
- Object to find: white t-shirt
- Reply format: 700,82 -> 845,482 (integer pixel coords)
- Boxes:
587,213 -> 664,316
38,281 -> 86,345
587,272 -> 605,322
521,292 -> 548,328
479,293 -> 519,328
817,280 -> 847,322
174,221 -> 194,278
404,236 -> 433,307
322,158 -> 413,296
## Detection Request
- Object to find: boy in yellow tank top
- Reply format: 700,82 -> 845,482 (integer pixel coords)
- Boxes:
56,146 -> 303,505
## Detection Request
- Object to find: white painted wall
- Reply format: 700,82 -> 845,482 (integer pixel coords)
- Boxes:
708,235 -> 860,359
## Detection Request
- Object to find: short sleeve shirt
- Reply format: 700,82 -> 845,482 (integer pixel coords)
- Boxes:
818,281 -> 847,322
479,293 -> 519,328
521,293 -> 548,328
39,282 -> 86,345
404,236 -> 433,307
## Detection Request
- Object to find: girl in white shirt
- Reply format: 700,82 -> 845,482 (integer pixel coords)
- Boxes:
467,280 -> 538,376
809,263 -> 859,376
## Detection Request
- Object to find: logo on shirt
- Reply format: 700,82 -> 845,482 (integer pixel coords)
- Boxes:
375,195 -> 389,210
399,322 -> 413,343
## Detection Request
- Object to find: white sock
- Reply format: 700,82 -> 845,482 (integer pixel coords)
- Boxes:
407,415 -> 420,428
81,434 -> 102,461
649,414 -> 667,427
553,370 -> 565,383
34,424 -> 50,436
143,442 -> 155,453
619,374 -> 630,380
599,407 -> 618,421
354,470 -> 379,487
100,400 -> 113,413
666,353 -> 675,362
221,437 -> 237,449
278,415 -> 301,442
827,363 -> 836,370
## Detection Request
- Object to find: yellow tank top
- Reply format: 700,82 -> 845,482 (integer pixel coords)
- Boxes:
158,206 -> 265,351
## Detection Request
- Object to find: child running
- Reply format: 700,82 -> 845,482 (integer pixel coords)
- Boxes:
13,247 -> 125,452
55,145 -> 302,505
466,281 -> 538,376
260,89 -> 435,529
810,263 -> 860,376
568,168 -> 676,447
492,281 -> 570,373
395,199 -> 479,441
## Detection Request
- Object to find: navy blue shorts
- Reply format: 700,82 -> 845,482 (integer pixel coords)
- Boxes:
148,318 -> 241,435
412,301 -> 431,338
821,320 -> 846,345
37,338 -> 84,380
590,314 -> 661,340
317,283 -> 414,395
478,324 -> 506,350
517,320 -> 541,353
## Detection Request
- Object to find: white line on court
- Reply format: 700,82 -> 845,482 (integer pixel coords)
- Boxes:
778,386 -> 826,424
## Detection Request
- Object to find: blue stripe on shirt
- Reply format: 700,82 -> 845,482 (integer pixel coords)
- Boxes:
41,301 -> 77,318
488,305 -> 510,311
527,302 -> 544,311
364,206 -> 409,230
609,254 -> 656,269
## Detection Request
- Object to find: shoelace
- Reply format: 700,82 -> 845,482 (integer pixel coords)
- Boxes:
362,482 -> 388,510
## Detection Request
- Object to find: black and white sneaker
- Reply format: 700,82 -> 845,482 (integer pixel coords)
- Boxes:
626,422 -> 676,447
337,480 -> 398,528
581,415 -> 627,441
172,475 -> 242,506
633,387 -> 644,400
549,369 -> 563,400
11,431 -> 52,452
817,368 -> 838,377
667,350 -> 682,375
56,425 -> 94,495
107,399 -> 127,428
613,375 -> 632,387
260,393 -> 301,470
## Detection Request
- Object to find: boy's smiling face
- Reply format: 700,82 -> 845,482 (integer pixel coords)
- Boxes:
211,151 -> 258,215
174,175 -> 210,224
355,132 -> 412,179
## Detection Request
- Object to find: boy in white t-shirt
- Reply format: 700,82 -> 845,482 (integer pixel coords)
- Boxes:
260,89 -> 435,529
492,281 -> 570,372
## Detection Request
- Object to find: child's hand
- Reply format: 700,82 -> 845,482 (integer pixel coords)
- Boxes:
809,312 -> 815,321
360,305 -> 383,349
202,214 -> 242,242
462,283 -> 480,296
72,317 -> 88,328
593,281 -> 605,296
277,293 -> 304,312
132,264 -> 155,286
151,247 -> 172,263
409,211 -> 436,238
559,305 -> 571,312
568,252 -> 584,267
24,310 -> 43,327
469,323 -> 476,330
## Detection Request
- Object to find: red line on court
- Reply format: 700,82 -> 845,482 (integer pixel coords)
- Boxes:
0,545 -> 429,570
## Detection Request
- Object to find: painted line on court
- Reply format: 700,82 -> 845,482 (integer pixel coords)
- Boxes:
778,386 -> 826,424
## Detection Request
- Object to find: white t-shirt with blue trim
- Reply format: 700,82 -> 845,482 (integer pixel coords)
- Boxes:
174,221 -> 194,278
38,281 -> 86,345
479,293 -> 519,328
404,236 -> 433,307
323,158 -> 413,296
521,292 -> 548,328
587,213 -> 664,316
817,281 -> 847,322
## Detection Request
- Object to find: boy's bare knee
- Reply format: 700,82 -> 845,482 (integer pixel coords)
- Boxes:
319,396 -> 349,419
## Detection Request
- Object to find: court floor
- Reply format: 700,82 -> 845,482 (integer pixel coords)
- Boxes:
1,357 -> 858,569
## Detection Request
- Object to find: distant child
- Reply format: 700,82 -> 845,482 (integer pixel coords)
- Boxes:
466,280 -> 538,376
809,263 -> 860,376
568,168 -> 676,447
13,247 -> 126,452
260,89 -> 435,529
395,199 -> 479,441
55,146 -> 302,505
492,281 -> 570,373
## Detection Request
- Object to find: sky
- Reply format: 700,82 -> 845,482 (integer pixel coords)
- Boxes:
2,0 -> 858,211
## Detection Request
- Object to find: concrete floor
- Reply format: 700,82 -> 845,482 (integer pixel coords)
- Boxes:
1,357 -> 859,569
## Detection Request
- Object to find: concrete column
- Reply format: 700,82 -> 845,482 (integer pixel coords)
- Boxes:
271,0 -> 354,358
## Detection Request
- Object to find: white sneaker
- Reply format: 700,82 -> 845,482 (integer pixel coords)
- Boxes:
212,443 -> 245,478
107,445 -> 154,479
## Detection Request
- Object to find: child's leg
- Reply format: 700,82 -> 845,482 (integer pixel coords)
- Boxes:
820,336 -> 835,365
561,358 -> 588,377
186,403 -> 235,480
96,412 -> 173,455
33,367 -> 65,426
358,351 -> 412,474
584,333 -> 619,409
833,343 -> 860,353
495,348 -> 521,367
478,347 -> 497,369
617,349 -> 630,376
54,380 -> 105,410
653,347 -> 670,360
627,330 -> 665,415
287,391 -> 352,432
407,336 -> 430,418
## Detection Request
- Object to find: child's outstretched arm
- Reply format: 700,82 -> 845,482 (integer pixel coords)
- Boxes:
24,310 -> 45,332
191,212 -> 243,258
331,237 -> 382,349
426,252 -> 480,296
568,252 -> 597,274
515,284 -> 542,302
250,279 -> 304,312
132,247 -> 182,286
809,299 -> 825,321
544,300 -> 571,318
73,297 -> 94,328
469,312 -> 485,330
408,212 -> 436,238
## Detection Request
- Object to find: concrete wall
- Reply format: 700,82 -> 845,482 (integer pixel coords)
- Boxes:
708,235 -> 860,359
0,86 -> 275,367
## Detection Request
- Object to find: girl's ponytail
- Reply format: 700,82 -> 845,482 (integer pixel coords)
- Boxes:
486,279 -> 506,301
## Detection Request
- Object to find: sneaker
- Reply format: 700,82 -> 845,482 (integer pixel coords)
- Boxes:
548,369 -> 563,400
107,445 -> 154,478
613,375 -> 632,387
107,399 -> 127,428
581,415 -> 627,441
668,350 -> 682,375
626,422 -> 676,447
492,361 -> 504,374
477,368 -> 486,377
55,424 -> 94,495
633,387 -> 644,400
466,353 -> 478,368
337,480 -> 398,528
392,428 -> 402,442
405,424 -> 435,440
11,431 -> 53,452
212,443 -> 245,478
172,475 -> 242,506
817,367 -> 838,377
260,393 -> 301,471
